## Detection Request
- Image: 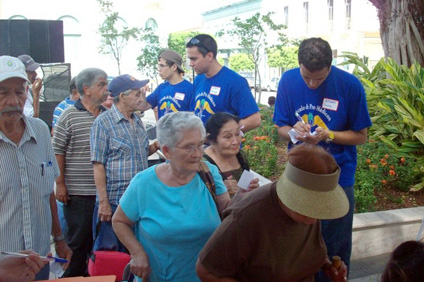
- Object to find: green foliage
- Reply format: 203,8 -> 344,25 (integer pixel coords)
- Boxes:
137,28 -> 162,84
219,12 -> 288,96
341,52 -> 424,191
167,31 -> 198,72
267,45 -> 299,71
355,141 -> 420,212
97,0 -> 140,75
228,53 -> 254,72
243,106 -> 285,179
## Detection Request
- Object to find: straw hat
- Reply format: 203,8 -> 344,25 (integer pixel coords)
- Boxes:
276,161 -> 349,220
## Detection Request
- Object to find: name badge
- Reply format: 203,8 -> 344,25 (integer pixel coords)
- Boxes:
174,92 -> 185,101
322,98 -> 339,111
209,86 -> 221,96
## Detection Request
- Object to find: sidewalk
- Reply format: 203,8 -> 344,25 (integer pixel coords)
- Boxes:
349,252 -> 390,281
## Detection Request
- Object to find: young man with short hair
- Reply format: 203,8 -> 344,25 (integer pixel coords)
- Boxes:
186,34 -> 261,132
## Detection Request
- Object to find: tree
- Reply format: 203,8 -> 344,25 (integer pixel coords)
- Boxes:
219,12 -> 288,102
228,53 -> 254,72
97,0 -> 140,75
368,0 -> 424,66
137,28 -> 162,86
267,46 -> 299,73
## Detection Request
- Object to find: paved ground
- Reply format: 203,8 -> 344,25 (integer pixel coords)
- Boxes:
349,252 -> 391,281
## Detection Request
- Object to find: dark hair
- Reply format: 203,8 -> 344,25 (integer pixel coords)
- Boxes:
381,240 -> 424,282
205,112 -> 240,143
268,96 -> 276,106
70,76 -> 77,93
186,34 -> 218,58
298,37 -> 333,71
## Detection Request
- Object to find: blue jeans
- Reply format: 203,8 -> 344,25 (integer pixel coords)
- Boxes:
62,195 -> 96,277
92,203 -> 127,253
316,185 -> 354,281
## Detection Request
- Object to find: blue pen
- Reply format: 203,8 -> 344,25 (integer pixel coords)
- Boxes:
1,251 -> 69,263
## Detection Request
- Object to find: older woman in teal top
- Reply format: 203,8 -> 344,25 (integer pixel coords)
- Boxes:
112,112 -> 246,282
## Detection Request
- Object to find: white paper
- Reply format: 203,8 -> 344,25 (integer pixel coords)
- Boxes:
50,261 -> 65,278
237,170 -> 255,190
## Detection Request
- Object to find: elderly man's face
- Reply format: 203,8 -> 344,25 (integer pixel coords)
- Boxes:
0,77 -> 27,123
87,77 -> 109,105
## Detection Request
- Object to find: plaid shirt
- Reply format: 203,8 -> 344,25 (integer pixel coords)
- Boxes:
90,104 -> 149,205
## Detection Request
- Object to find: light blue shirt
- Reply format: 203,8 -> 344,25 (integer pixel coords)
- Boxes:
119,162 -> 227,282
91,104 -> 149,205
52,96 -> 76,127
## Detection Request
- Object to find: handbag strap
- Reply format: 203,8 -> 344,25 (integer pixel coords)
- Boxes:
198,160 -> 221,219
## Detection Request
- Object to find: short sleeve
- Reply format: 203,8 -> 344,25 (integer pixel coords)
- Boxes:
90,119 -> 109,164
207,161 -> 227,195
146,86 -> 160,108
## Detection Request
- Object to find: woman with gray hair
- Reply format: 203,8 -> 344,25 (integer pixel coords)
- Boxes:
112,111 -> 239,282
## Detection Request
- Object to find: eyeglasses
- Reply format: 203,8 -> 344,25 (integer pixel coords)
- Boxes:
175,144 -> 205,154
188,38 -> 211,53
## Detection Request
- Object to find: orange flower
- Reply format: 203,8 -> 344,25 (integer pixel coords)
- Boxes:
389,170 -> 396,176
244,145 -> 250,150
381,179 -> 387,185
369,164 -> 378,170
400,157 -> 405,163
253,136 -> 260,141
384,154 -> 389,159
380,159 -> 387,166
389,165 -> 395,170
366,159 -> 371,164
241,138 -> 246,142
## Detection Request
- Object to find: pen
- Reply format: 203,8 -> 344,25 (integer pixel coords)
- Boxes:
41,163 -> 45,176
295,112 -> 306,124
1,251 -> 69,263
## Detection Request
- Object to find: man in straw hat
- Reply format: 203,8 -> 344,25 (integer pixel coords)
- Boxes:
196,143 -> 348,282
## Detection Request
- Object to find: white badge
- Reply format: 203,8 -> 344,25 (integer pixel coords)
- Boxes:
174,92 -> 185,101
322,98 -> 339,111
209,86 -> 221,96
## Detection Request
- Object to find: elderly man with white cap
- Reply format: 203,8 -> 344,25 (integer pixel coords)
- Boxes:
196,143 -> 349,282
0,55 -> 72,280
18,54 -> 42,118
90,74 -> 160,252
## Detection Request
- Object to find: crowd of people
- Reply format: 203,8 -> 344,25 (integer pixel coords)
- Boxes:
0,34 -> 420,282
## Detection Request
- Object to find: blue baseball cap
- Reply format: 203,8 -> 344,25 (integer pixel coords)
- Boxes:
108,74 -> 149,97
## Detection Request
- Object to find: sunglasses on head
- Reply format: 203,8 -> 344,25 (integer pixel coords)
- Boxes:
188,38 -> 211,53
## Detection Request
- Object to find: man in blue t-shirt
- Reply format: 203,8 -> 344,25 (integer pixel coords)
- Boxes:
273,37 -> 372,281
186,34 -> 260,132
145,49 -> 193,120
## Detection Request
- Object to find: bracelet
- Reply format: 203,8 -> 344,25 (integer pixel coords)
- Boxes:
53,234 -> 65,243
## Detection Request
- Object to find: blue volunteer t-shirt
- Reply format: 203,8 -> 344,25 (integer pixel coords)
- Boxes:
190,66 -> 259,125
273,66 -> 372,187
119,162 -> 227,282
146,79 -> 194,119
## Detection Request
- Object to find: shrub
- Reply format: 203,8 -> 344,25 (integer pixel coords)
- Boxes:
355,140 -> 420,212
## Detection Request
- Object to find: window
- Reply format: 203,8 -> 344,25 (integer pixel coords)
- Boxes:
8,15 -> 27,20
328,0 -> 334,30
345,0 -> 352,29
58,16 -> 81,71
145,18 -> 158,31
284,6 -> 289,26
303,2 -> 309,32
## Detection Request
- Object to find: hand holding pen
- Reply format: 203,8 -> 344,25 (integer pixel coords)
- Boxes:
1,251 -> 69,263
294,112 -> 311,138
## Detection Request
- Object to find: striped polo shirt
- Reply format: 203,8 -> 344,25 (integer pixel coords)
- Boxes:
0,116 -> 60,257
53,99 -> 106,196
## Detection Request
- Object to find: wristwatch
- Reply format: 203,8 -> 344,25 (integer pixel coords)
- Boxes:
53,234 -> 66,243
325,130 -> 335,143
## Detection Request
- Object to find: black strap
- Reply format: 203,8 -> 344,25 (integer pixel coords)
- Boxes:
198,160 -> 221,219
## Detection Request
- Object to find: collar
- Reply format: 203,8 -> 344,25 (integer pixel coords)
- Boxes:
74,98 -> 106,113
110,103 -> 139,124
0,115 -> 38,145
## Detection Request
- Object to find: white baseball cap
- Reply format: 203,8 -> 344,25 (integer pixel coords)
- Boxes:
0,56 -> 30,83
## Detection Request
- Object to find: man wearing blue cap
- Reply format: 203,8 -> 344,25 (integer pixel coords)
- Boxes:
90,74 -> 160,252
